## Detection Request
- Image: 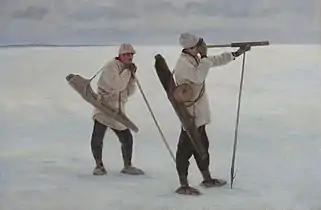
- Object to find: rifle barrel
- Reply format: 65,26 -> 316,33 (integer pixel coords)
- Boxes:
207,41 -> 270,48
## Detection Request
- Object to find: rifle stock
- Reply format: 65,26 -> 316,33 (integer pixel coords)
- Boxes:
207,41 -> 270,48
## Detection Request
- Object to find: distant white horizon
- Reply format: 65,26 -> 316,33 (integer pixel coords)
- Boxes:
0,0 -> 320,45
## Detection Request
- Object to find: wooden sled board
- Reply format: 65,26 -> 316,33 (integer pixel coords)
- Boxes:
66,74 -> 139,133
154,54 -> 207,160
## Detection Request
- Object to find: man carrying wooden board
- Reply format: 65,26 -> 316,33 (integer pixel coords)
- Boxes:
90,43 -> 144,176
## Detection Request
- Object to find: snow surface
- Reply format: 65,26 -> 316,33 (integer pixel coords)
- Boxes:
0,45 -> 321,210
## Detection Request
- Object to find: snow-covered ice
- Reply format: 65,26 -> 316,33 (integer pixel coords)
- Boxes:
0,45 -> 321,210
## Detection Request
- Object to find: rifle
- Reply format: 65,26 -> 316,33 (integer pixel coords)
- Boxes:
207,41 -> 270,48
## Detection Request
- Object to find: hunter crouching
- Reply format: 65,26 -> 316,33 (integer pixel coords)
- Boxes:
173,32 -> 250,195
90,43 -> 144,176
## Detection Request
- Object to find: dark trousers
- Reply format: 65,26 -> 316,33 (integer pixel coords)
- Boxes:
90,120 -> 133,167
176,125 -> 210,184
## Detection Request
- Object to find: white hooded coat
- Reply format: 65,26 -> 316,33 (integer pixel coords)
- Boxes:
173,51 -> 235,128
92,58 -> 136,130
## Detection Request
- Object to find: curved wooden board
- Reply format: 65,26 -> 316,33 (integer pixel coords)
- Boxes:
66,74 -> 139,133
154,54 -> 207,160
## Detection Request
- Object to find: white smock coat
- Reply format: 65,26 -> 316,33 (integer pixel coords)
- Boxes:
92,58 -> 136,130
173,51 -> 235,128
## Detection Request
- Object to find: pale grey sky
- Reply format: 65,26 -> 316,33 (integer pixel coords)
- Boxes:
0,0 -> 320,45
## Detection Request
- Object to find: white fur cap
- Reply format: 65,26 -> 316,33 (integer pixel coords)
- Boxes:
179,32 -> 200,49
118,43 -> 136,54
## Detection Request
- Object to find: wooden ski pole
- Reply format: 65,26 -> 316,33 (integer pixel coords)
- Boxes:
230,51 -> 247,189
132,74 -> 176,163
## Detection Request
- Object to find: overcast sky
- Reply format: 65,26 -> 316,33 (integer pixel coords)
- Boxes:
0,0 -> 320,45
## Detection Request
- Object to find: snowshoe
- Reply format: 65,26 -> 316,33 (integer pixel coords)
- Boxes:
120,166 -> 144,175
175,185 -> 201,195
93,166 -> 107,175
200,178 -> 227,188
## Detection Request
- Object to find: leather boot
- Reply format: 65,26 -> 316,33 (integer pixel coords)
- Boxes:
93,159 -> 107,175
201,170 -> 212,181
179,176 -> 189,187
175,176 -> 201,195
200,170 -> 227,187
121,159 -> 144,175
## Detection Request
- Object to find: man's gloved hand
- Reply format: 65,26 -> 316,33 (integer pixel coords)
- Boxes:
232,44 -> 251,57
198,38 -> 207,58
124,63 -> 137,74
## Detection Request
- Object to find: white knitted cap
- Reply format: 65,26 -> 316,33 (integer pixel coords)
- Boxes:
118,43 -> 136,54
179,32 -> 200,49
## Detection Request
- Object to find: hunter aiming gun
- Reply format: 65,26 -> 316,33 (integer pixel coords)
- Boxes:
207,40 -> 270,48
